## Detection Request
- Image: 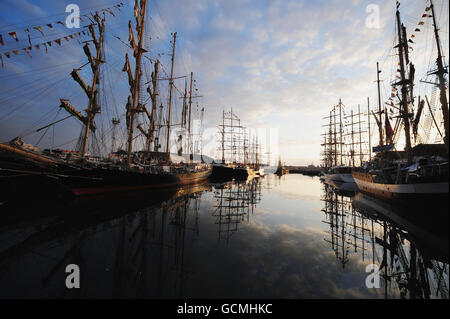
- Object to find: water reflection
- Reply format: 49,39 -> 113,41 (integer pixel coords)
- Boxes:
213,178 -> 261,245
321,182 -> 449,299
0,175 -> 447,299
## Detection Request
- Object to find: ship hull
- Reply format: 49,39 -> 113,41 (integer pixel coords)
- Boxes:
210,164 -> 248,181
352,171 -> 449,202
65,166 -> 213,196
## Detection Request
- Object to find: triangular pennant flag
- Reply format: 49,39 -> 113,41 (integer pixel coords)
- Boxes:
33,26 -> 44,36
47,41 -> 52,46
4,52 -> 10,58
25,28 -> 32,46
415,28 -> 420,32
64,36 -> 69,41
23,48 -> 32,58
69,34 -> 74,39
46,24 -> 54,31
408,39 -> 414,43
12,50 -> 19,55
55,38 -> 62,45
0,34 -> 4,46
77,32 -> 81,37
418,21 -> 424,25
8,32 -> 19,41
27,46 -> 32,50
42,42 -> 48,53
411,34 -> 415,38
425,7 -> 431,11
57,21 -> 65,26
35,44 -> 40,50
409,46 -> 414,51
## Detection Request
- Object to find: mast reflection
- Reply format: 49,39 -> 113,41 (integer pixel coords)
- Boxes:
321,182 -> 449,299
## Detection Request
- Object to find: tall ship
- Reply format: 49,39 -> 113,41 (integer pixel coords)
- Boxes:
352,1 -> 449,203
0,1 -> 211,198
212,108 -> 265,180
321,99 -> 367,184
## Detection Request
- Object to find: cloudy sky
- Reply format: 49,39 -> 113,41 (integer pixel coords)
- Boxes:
0,0 -> 448,165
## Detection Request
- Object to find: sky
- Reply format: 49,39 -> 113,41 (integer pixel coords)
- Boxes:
0,0 -> 448,165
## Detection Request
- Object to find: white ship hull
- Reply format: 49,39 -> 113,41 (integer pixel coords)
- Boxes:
352,172 -> 449,201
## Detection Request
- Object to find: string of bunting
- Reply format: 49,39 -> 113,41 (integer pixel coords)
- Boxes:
406,5 -> 433,52
0,2 -> 124,68
385,6 -> 432,116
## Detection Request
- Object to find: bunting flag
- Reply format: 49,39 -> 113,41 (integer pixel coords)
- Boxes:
33,26 -> 44,36
23,48 -> 32,58
8,32 -> 19,42
411,34 -> 415,38
418,21 -> 424,25
415,28 -> 420,32
422,14 -> 431,18
408,39 -> 414,43
25,28 -> 32,46
425,7 -> 431,11
0,2 -> 124,63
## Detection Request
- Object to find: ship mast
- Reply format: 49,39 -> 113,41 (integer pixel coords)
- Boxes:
165,32 -> 177,156
395,6 -> 413,163
188,72 -> 193,162
126,0 -> 148,167
81,14 -> 105,157
376,62 -> 384,146
147,60 -> 160,154
429,0 -> 449,150
58,13 -> 105,157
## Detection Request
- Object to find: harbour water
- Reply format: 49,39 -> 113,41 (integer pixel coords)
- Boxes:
0,174 -> 448,299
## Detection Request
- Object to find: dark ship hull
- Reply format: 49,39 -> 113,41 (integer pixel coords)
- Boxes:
1,143 -> 212,198
211,164 -> 248,181
62,166 -> 212,196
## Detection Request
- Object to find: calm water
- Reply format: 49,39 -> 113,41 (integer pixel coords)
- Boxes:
0,174 -> 448,299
